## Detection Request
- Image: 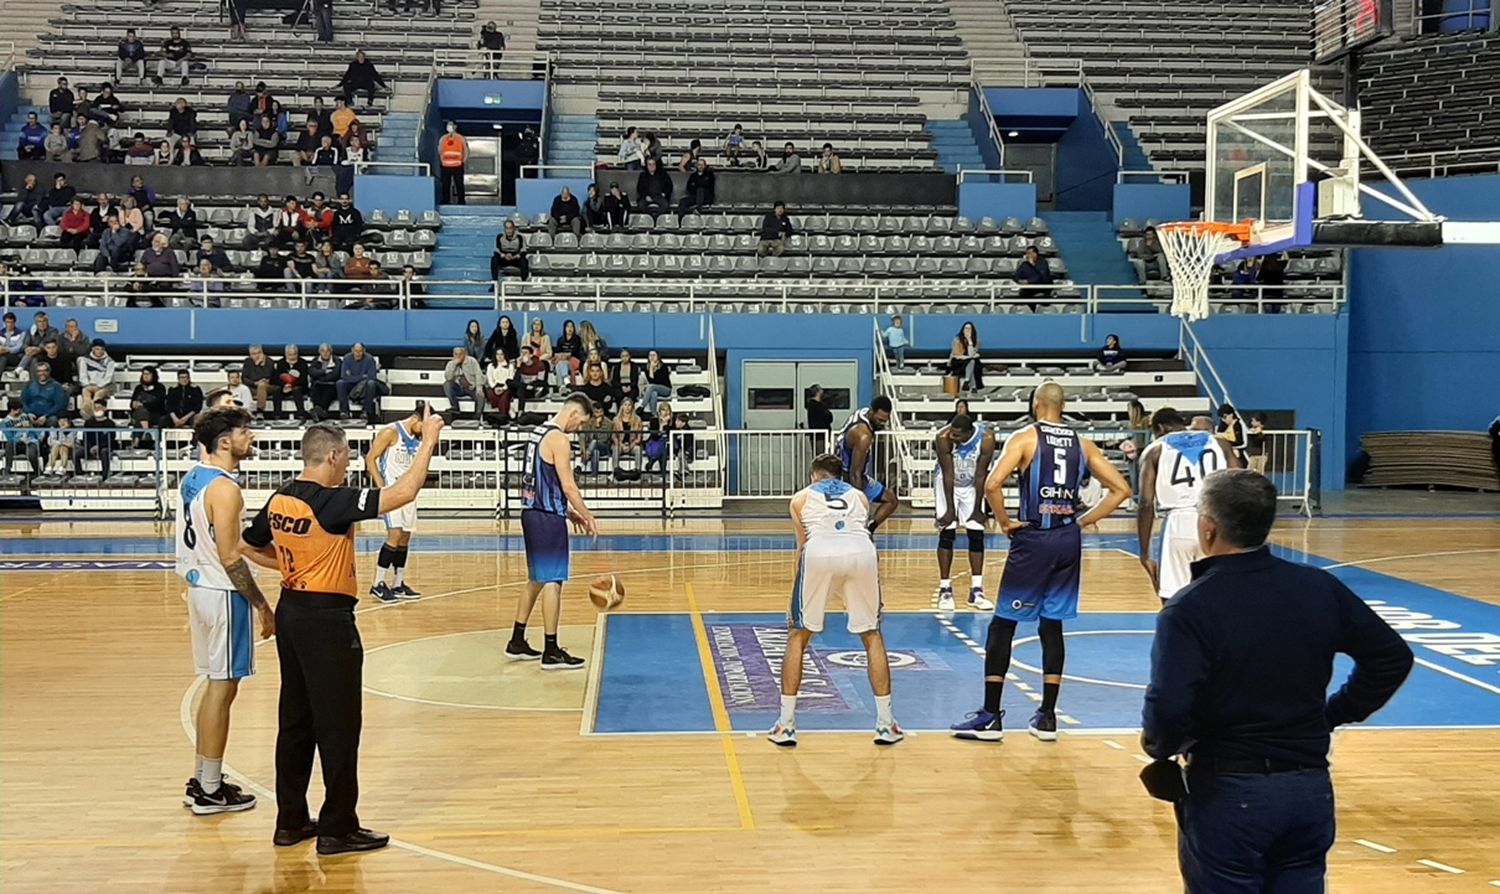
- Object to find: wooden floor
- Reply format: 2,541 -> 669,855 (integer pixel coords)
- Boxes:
2,512 -> 1499,892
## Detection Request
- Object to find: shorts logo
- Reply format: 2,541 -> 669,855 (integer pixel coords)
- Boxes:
1011,599 -> 1024,610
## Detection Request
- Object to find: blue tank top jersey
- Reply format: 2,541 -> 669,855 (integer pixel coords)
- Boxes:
521,422 -> 568,515
1017,421 -> 1089,529
836,410 -> 875,483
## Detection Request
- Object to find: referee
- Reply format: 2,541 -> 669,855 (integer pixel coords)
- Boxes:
1141,469 -> 1413,891
243,410 -> 443,855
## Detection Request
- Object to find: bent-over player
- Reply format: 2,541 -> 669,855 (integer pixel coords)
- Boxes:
836,395 -> 899,532
933,413 -> 997,612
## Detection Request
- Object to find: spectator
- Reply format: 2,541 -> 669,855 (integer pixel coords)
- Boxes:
218,370 -> 252,409
642,131 -> 663,163
579,320 -> 607,361
167,97 -> 198,147
86,192 -> 119,238
618,126 -> 645,170
127,366 -> 168,445
343,242 -> 374,284
491,221 -> 528,280
482,315 -> 519,365
155,27 -> 193,88
141,232 -> 181,283
43,174 -> 77,226
313,134 -> 343,167
293,120 -> 323,167
456,319 -> 484,360
75,401 -> 116,475
724,124 -> 745,166
240,344 -> 274,413
339,136 -> 367,194
611,347 -> 642,405
438,121 -> 467,205
516,126 -> 540,173
197,236 -> 234,274
645,402 -> 692,476
805,384 -> 833,433
514,345 -> 549,407
483,349 -> 518,420
525,318 -> 553,368
612,397 -> 646,471
2,400 -> 42,475
553,319 -> 582,387
817,143 -> 843,174
601,182 -> 632,229
1091,333 -> 1127,373
756,201 -> 795,257
171,138 -> 206,167
123,262 -> 163,308
189,258 -> 225,307
227,81 -> 255,131
748,140 -> 769,170
124,132 -> 155,165
678,158 -> 715,214
77,338 -> 117,417
443,346 -> 483,419
48,78 -> 75,128
307,343 -> 341,418
76,120 -> 108,163
43,123 -> 71,163
636,157 -> 673,214
336,342 -> 388,422
578,361 -> 619,417
582,183 -> 608,230
549,186 -> 584,237
272,344 -> 309,417
0,312 -> 25,379
116,29 -> 147,83
580,401 -> 613,475
311,241 -> 339,288
5,173 -> 44,227
165,369 -> 204,427
478,20 -> 506,56
225,119 -> 254,166
119,194 -> 147,233
308,97 -> 334,135
21,362 -> 68,427
241,195 -> 275,251
677,138 -> 704,173
252,115 -> 281,166
59,200 -> 92,251
285,240 -> 318,281
949,321 -> 983,393
1140,226 -> 1167,281
883,314 -> 910,367
42,340 -> 78,400
331,193 -> 364,253
641,350 -> 673,416
336,50 -> 388,106
152,139 -> 175,166
92,84 -> 125,130
1015,245 -> 1054,308
46,416 -> 78,475
57,318 -> 89,370
16,113 -> 46,160
159,197 -> 202,249
18,311 -> 58,379
275,197 -> 311,247
773,141 -> 801,175
1259,252 -> 1288,313
328,96 -> 357,140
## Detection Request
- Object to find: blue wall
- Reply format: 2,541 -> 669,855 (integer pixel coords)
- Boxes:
1112,183 -> 1191,227
435,79 -> 545,120
0,72 -> 19,135
1055,92 -> 1118,212
957,182 -> 1037,222
1347,174 -> 1500,465
353,173 -> 436,216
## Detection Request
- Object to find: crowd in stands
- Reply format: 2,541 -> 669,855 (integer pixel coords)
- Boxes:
616,126 -> 845,177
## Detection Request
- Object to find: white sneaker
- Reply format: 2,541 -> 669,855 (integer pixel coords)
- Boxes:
767,722 -> 797,747
874,720 -> 905,746
968,588 -> 995,611
936,587 -> 955,612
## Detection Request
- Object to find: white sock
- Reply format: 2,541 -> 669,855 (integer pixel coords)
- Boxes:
939,578 -> 952,591
971,575 -> 984,590
194,754 -> 204,780
393,565 -> 405,587
875,695 -> 893,725
779,694 -> 797,726
199,757 -> 223,794
375,564 -> 389,585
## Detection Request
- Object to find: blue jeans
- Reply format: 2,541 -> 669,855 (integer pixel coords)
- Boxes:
444,380 -> 482,416
1177,768 -> 1334,893
887,345 -> 906,367
641,383 -> 671,416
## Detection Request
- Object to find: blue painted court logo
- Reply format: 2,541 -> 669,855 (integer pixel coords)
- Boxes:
708,624 -> 925,714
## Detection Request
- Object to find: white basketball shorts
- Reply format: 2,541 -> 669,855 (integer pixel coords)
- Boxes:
1158,508 -> 1202,602
934,480 -> 984,531
188,586 -> 255,681
384,503 -> 417,531
790,541 -> 882,634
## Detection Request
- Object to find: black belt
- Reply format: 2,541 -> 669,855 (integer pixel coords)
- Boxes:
1188,756 -> 1319,775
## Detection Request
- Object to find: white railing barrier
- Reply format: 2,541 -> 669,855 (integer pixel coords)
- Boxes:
954,169 -> 1035,184
1178,318 -> 1235,411
1116,169 -> 1191,184
518,164 -> 596,179
354,161 -> 432,177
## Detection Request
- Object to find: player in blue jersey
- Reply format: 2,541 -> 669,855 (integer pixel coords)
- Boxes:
507,392 -> 598,670
951,383 -> 1130,742
933,414 -> 998,612
836,395 -> 899,532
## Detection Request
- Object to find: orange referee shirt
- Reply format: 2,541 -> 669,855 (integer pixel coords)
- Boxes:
244,479 -> 383,598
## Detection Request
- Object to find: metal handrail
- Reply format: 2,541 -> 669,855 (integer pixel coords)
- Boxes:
970,58 -> 1123,166
1178,318 -> 1234,411
955,169 -> 1033,184
355,161 -> 432,176
971,74 -> 1007,167
0,40 -> 16,74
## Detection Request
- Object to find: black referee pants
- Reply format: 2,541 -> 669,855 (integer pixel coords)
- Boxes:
274,592 -> 364,838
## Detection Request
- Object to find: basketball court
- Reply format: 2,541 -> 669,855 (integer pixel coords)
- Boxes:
2,506 -> 1499,892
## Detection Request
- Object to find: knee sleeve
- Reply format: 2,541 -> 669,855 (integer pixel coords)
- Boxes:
984,616 -> 1018,678
966,530 -> 986,554
938,528 -> 957,549
1038,618 -> 1065,675
393,546 -> 409,569
377,544 -> 395,569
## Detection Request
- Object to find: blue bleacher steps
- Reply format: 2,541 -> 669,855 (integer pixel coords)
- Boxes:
547,113 -> 599,169
928,119 -> 986,175
378,112 -> 422,165
427,205 -> 516,304
1111,120 -> 1153,173
1,105 -> 44,160
1039,211 -> 1139,287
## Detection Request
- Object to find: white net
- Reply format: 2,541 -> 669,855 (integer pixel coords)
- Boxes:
1157,226 -> 1245,321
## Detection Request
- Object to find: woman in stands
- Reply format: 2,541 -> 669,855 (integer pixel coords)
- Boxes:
525,318 -> 553,375
152,139 -> 173,166
252,115 -> 281,166
1091,334 -> 1127,373
612,347 -> 641,407
484,348 -> 518,421
312,241 -> 338,290
59,200 -> 92,251
483,315 -> 519,366
127,366 -> 168,448
578,320 -> 607,361
463,320 -> 485,362
949,322 -> 983,394
954,398 -> 974,422
553,320 -> 582,389
641,350 -> 672,417
229,119 -> 254,166
618,127 -> 645,170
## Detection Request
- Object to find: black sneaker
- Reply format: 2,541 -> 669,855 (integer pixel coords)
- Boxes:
505,639 -> 542,661
190,781 -> 257,815
273,821 -> 319,847
317,827 -> 390,856
183,776 -> 245,806
1028,709 -> 1058,742
541,647 -> 585,671
369,583 -> 398,603
391,583 -> 421,600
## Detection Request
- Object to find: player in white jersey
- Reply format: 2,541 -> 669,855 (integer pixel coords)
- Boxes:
933,414 -> 998,612
769,454 -> 903,747
174,406 -> 274,815
1136,408 -> 1244,602
365,410 -> 425,602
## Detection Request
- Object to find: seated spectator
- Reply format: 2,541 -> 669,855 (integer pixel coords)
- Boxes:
949,321 -> 983,393
552,319 -> 581,387
579,319 -> 608,361
578,360 -> 619,417
293,120 -> 323,167
127,366 -> 168,446
611,347 -> 642,406
444,346 -> 483,419
677,138 -> 704,173
155,27 -> 192,87
124,132 -> 156,165
87,192 -> 118,237
613,397 -> 645,471
756,201 -> 794,257
152,140 -> 174,166
189,259 -> 224,307
141,232 -> 182,281
582,183 -> 608,230
335,50 -> 388,107
304,193 -> 334,243
275,196 -> 311,247
17,113 -> 47,160
354,262 -> 395,309
400,263 -> 425,306
18,311 -> 58,379
255,248 -> 288,290
883,314 -> 910,367
197,236 -> 235,273
246,193 -> 277,248
123,262 -> 163,308
339,136 -> 367,194
44,123 -> 72,162
273,344 -> 309,417
748,140 -> 769,170
21,362 -> 68,427
312,134 -> 343,167
119,194 -> 147,233
618,126 -> 645,170
309,98 -> 334,135
817,143 -> 843,174
252,115 -> 281,166
227,81 -> 254,131
491,221 -> 528,280
228,119 -> 254,166
6,173 -> 44,227
773,141 -> 801,175
483,314 -> 520,365
285,240 -> 318,281
549,186 -> 584,237
42,174 -> 76,226
635,158 -> 673,214
1015,245 -> 1054,308
311,241 -> 338,287
76,403 -> 115,477
41,340 -> 77,400
59,200 -> 92,251
167,97 -> 198,147
2,263 -> 45,309
645,402 -> 692,476
463,319 -> 485,360
0,312 -> 24,379
48,77 -> 75,128
241,344 -> 275,413
308,343 -> 341,418
678,159 -> 715,214
330,193 -> 364,253
642,131 -> 663,163
76,120 -> 108,163
514,345 -> 549,405
116,28 -> 147,83
330,96 -> 357,139
641,350 -> 672,415
343,242 -> 374,283
582,401 -> 613,475
222,370 -> 253,408
57,318 -> 89,369
46,416 -> 77,475
724,124 -> 745,166
2,400 -> 42,475
159,198 -> 202,249
336,342 -> 388,422
92,84 -> 125,130
165,369 -> 204,427
1091,333 -> 1127,373
483,348 -> 518,420
1140,226 -> 1167,281
601,182 -> 632,229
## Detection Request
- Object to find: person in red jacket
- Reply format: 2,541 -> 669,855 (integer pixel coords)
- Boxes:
438,122 -> 467,205
59,199 -> 94,251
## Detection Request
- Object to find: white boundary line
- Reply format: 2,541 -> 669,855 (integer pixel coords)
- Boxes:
580,613 -> 607,735
1008,630 -> 1154,691
1416,859 -> 1464,874
1354,839 -> 1396,854
1321,547 -> 1500,570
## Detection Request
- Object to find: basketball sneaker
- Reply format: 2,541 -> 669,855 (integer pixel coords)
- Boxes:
936,586 -> 956,612
540,647 -> 585,671
967,588 -> 995,611
1028,709 -> 1058,742
184,776 -> 246,807
873,720 -> 905,746
369,582 -> 398,603
189,781 -> 258,815
767,722 -> 797,747
391,583 -> 421,600
951,709 -> 1005,742
505,639 -> 542,661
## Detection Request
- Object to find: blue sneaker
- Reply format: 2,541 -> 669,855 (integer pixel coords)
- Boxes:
1028,709 -> 1058,742
369,583 -> 398,603
951,709 -> 1004,741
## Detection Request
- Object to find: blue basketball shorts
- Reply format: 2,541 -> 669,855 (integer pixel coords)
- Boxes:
995,524 -> 1082,622
521,509 -> 570,584
863,479 -> 886,503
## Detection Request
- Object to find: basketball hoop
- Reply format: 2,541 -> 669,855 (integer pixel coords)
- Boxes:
1155,221 -> 1257,320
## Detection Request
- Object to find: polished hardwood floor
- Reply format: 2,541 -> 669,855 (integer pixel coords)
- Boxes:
1,513 -> 1498,893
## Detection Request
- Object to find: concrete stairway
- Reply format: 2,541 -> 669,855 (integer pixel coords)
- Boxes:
1039,211 -> 1138,286
927,119 -> 985,174
1112,121 -> 1153,173
428,204 -> 514,300
546,112 -> 597,170
378,111 -> 422,165
474,0 -> 539,58
943,0 -> 1030,83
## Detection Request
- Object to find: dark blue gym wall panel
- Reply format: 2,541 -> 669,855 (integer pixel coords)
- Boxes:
956,182 -> 1037,222
1112,183 -> 1191,227
1055,92 -> 1119,212
353,173 -> 437,216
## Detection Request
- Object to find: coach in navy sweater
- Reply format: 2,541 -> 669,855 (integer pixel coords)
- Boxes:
1142,469 -> 1412,892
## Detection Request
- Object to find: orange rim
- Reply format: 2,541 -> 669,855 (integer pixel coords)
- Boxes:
1156,220 -> 1257,243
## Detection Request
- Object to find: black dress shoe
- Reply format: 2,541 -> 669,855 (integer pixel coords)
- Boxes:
273,821 -> 318,847
316,827 -> 390,855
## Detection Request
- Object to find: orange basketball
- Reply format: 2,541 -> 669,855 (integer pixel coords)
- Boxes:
588,575 -> 625,610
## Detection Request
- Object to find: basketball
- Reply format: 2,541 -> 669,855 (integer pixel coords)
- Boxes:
588,575 -> 625,610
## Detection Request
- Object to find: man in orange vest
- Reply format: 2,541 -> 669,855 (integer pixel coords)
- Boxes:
438,121 -> 467,205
